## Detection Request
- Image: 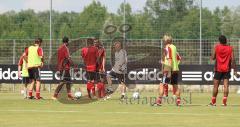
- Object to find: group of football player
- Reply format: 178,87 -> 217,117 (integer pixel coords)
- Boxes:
18,34 -> 238,106
18,37 -> 128,100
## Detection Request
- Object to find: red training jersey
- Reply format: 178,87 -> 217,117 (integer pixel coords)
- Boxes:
81,46 -> 98,72
18,55 -> 24,66
57,44 -> 70,71
214,43 -> 233,72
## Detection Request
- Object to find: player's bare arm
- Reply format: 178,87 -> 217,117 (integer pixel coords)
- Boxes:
231,47 -> 238,77
102,51 -> 106,72
211,45 -> 216,61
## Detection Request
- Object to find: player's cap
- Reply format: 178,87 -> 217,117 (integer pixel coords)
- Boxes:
62,36 -> 69,43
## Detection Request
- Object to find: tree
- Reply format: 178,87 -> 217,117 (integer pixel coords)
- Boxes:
144,0 -> 195,38
130,12 -> 154,39
168,8 -> 221,39
73,1 -> 108,38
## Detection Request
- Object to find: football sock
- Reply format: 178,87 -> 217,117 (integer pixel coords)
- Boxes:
176,97 -> 181,105
36,90 -> 40,99
211,97 -> 216,104
222,96 -> 227,105
156,97 -> 162,104
87,82 -> 95,97
163,84 -> 168,96
28,90 -> 33,97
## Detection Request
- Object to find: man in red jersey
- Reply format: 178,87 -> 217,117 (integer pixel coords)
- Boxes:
94,38 -> 106,98
208,35 -> 237,106
81,38 -> 99,99
52,37 -> 74,100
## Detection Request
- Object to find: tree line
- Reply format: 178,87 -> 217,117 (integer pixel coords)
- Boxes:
0,0 -> 239,40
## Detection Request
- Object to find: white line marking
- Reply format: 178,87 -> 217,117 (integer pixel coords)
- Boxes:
0,109 -> 239,117
182,72 -> 202,74
182,75 -> 202,78
182,78 -> 202,81
40,71 -> 53,74
41,74 -> 53,77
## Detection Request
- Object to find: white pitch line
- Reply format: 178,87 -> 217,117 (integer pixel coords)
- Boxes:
0,109 -> 239,117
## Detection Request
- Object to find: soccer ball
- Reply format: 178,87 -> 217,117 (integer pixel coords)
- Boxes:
20,90 -> 25,95
74,91 -> 82,99
132,92 -> 140,99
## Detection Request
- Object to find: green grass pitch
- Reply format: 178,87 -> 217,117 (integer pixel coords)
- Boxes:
0,92 -> 240,127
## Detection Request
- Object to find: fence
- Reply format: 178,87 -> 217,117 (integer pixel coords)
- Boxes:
0,38 -> 240,65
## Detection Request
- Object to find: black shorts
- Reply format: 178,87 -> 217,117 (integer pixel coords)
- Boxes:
28,67 -> 40,81
108,70 -> 125,84
95,72 -> 106,82
60,70 -> 71,83
214,71 -> 230,80
171,72 -> 179,85
86,71 -> 96,81
22,77 -> 30,84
